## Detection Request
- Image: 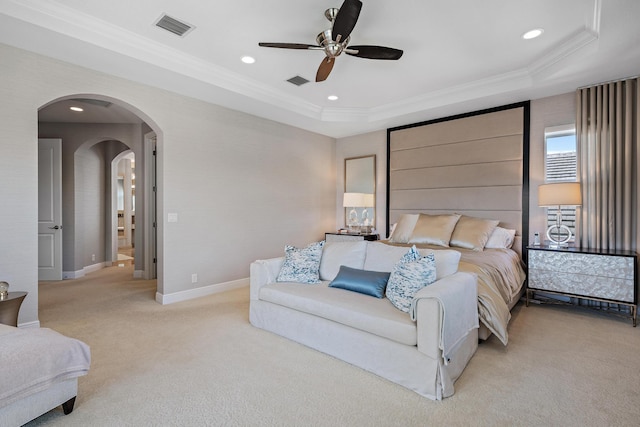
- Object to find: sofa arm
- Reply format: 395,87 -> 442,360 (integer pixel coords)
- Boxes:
249,257 -> 284,300
412,272 -> 478,361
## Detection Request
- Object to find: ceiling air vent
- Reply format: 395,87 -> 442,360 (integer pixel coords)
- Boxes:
287,76 -> 310,86
155,14 -> 194,37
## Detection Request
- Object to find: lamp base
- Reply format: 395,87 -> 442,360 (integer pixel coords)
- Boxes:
546,224 -> 572,248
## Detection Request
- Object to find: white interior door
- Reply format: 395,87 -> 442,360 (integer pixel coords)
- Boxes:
38,138 -> 63,281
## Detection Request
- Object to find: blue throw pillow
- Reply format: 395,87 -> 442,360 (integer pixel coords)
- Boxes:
386,246 -> 437,312
329,265 -> 391,298
276,241 -> 325,284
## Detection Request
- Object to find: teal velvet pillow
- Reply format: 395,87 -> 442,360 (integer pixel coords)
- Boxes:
329,265 -> 391,298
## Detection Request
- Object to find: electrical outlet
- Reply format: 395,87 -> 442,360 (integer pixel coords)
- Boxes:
191,273 -> 198,284
92,254 -> 96,261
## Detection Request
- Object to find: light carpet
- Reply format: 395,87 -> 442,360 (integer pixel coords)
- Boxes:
26,265 -> 640,426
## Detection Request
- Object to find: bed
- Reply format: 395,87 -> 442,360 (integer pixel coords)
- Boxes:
386,102 -> 530,343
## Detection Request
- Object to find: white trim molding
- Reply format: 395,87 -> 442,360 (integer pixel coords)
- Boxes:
155,278 -> 249,305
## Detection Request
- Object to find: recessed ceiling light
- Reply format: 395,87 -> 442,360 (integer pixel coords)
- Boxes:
70,106 -> 83,112
327,95 -> 339,101
522,28 -> 544,40
241,56 -> 255,64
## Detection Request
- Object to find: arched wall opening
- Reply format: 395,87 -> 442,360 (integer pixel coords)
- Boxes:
38,94 -> 162,296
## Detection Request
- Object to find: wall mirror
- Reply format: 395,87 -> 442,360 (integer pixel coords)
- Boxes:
344,155 -> 376,232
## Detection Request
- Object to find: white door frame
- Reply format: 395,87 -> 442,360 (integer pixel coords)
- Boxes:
143,132 -> 157,280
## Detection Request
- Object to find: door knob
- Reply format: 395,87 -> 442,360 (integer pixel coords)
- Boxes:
49,225 -> 62,230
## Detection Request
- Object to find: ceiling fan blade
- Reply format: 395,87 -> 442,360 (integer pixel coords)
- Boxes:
258,42 -> 320,50
332,0 -> 362,42
345,45 -> 404,60
316,57 -> 335,82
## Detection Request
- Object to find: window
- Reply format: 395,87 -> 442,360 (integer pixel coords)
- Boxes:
544,125 -> 578,239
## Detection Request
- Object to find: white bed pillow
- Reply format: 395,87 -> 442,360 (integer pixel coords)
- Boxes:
363,242 -> 460,280
319,240 -> 368,281
388,214 -> 419,243
485,227 -> 516,249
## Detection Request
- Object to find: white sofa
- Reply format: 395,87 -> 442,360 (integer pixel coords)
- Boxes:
249,241 -> 479,400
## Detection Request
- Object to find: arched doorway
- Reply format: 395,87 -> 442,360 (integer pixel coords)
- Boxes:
113,150 -> 135,267
38,94 -> 161,292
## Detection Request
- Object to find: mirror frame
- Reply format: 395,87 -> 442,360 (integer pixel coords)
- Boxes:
344,155 -> 376,230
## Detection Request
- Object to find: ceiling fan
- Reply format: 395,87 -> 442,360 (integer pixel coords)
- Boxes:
258,0 -> 403,82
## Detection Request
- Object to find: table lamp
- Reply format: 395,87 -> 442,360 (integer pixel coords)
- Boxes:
343,192 -> 365,233
538,182 -> 581,247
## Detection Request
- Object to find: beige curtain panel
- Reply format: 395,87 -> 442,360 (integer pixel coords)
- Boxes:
576,77 -> 639,251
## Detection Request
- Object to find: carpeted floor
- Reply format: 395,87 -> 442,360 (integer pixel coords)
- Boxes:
26,264 -> 640,426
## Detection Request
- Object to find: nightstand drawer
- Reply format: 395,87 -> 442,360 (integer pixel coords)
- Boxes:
529,269 -> 634,303
529,250 -> 634,281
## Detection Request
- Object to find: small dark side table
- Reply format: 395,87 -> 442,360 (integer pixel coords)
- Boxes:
0,291 -> 28,327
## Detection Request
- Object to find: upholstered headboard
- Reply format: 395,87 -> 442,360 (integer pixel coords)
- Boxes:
386,102 -> 530,258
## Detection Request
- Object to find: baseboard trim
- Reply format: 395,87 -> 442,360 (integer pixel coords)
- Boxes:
63,262 -> 108,279
156,278 -> 248,305
133,270 -> 144,279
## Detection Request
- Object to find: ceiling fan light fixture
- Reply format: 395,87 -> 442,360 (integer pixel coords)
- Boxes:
258,0 -> 402,82
522,28 -> 544,40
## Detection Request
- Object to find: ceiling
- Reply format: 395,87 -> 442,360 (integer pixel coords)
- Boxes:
3,0 -> 640,138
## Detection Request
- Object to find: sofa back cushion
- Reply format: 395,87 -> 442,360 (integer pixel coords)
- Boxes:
363,242 -> 460,280
319,240 -> 368,281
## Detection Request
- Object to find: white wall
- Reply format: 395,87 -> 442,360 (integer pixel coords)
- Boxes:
0,43 -> 335,325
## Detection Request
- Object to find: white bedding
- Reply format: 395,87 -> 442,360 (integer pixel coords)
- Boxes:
0,324 -> 91,408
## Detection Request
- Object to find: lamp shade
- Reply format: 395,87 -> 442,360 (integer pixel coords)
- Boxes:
538,182 -> 582,206
343,192 -> 365,207
362,193 -> 375,208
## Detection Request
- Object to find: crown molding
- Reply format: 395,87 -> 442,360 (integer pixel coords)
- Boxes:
2,0 -> 603,127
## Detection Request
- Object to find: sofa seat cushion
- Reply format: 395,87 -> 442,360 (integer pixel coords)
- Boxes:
259,281 -> 417,346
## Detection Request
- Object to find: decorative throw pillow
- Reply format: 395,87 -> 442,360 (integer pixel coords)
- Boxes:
408,214 -> 461,247
388,214 -> 419,243
329,266 -> 391,298
449,215 -> 499,251
276,241 -> 325,284
485,227 -> 516,249
386,246 -> 437,312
